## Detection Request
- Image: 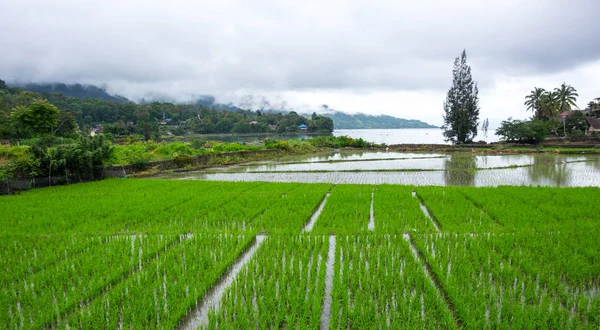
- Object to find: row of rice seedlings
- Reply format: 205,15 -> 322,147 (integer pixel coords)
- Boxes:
459,186 -> 600,232
139,183 -> 298,234
0,235 -> 102,285
502,187 -> 600,233
206,235 -> 329,329
0,234 -> 174,329
62,233 -> 252,329
114,181 -> 267,234
195,183 -> 299,231
414,233 -> 597,328
0,179 -> 219,235
485,231 -> 600,325
415,186 -> 500,233
373,185 -> 436,233
77,181 -> 224,234
256,184 -> 333,233
312,185 -> 373,234
330,234 -> 456,329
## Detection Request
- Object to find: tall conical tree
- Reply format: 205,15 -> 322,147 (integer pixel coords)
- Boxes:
442,50 -> 480,143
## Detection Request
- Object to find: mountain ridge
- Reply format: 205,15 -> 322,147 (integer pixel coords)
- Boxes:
12,82 -> 438,129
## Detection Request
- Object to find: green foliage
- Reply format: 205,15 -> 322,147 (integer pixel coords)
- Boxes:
190,139 -> 207,149
10,100 -> 60,136
495,118 -> 549,143
564,110 -> 588,134
111,142 -> 152,168
172,153 -> 195,167
309,135 -> 377,148
442,50 -> 480,144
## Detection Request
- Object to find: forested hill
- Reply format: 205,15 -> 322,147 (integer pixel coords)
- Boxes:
8,81 -> 437,130
15,82 -> 129,102
323,112 -> 438,129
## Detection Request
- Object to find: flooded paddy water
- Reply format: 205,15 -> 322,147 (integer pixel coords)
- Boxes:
159,151 -> 600,187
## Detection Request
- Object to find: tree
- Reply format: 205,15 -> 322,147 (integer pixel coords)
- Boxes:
442,50 -> 480,143
524,87 -> 546,120
554,83 -> 578,112
495,118 -> 548,143
10,99 -> 60,136
554,83 -> 578,137
539,91 -> 559,120
54,111 -> 78,137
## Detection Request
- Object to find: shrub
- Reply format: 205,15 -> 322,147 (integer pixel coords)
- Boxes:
172,153 -> 195,167
496,119 -> 548,143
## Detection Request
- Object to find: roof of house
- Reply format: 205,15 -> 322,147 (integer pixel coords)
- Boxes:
298,124 -> 308,128
586,117 -> 600,129
559,110 -> 574,119
249,121 -> 259,125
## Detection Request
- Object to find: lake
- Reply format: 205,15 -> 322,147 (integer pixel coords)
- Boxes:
160,151 -> 600,187
192,128 -> 499,145
333,128 -> 500,144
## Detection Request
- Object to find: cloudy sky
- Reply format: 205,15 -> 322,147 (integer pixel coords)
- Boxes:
1,0 -> 599,126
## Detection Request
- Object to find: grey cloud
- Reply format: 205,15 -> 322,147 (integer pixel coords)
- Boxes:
0,0 -> 599,101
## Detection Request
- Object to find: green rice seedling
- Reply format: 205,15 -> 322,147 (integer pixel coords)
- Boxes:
0,234 -> 174,329
330,234 -> 456,328
312,185 -> 372,234
256,184 -> 333,233
63,233 -> 252,329
206,235 -> 328,329
413,232 -> 599,328
416,186 -> 500,233
374,185 -> 436,233
0,235 -> 102,285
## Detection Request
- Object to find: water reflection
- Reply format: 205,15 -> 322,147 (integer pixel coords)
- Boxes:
161,152 -> 600,187
444,153 -> 477,186
527,154 -> 570,187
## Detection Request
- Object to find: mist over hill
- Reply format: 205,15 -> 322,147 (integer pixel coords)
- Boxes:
15,82 -> 129,102
13,82 -> 437,129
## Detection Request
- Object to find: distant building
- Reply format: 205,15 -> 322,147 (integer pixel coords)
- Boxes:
586,117 -> 600,135
268,124 -> 278,130
89,124 -> 103,136
298,124 -> 308,131
249,121 -> 259,125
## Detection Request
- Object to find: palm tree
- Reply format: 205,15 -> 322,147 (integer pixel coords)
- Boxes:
554,83 -> 579,112
539,91 -> 559,120
524,87 -> 546,120
554,83 -> 578,137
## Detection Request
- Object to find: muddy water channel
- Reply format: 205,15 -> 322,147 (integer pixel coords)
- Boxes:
159,151 -> 600,187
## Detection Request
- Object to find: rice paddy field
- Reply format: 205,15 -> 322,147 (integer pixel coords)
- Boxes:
1,179 -> 599,329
